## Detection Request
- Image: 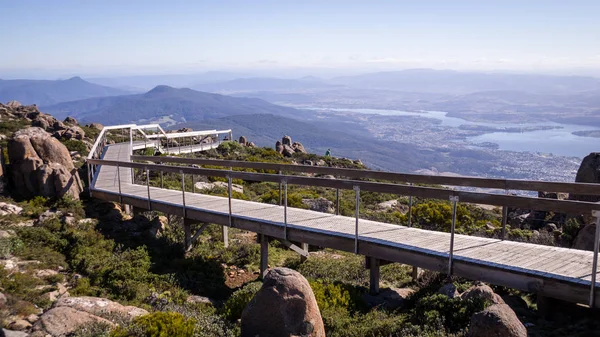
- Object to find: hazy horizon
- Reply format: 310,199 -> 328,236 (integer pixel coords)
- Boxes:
2,0 -> 600,79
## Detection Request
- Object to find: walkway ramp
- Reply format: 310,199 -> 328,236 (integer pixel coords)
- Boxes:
87,135 -> 600,309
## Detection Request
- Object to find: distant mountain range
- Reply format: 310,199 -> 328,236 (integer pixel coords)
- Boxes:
329,69 -> 600,94
44,85 -> 309,124
0,77 -> 128,106
191,77 -> 337,93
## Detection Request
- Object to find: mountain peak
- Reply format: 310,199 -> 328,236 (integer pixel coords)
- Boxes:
67,76 -> 85,82
146,85 -> 177,95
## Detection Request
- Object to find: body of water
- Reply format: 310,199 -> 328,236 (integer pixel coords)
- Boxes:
311,107 -> 600,158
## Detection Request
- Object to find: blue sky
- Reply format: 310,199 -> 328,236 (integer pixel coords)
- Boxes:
2,0 -> 600,77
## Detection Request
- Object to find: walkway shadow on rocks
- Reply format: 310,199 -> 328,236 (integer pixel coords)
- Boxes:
84,200 -> 231,300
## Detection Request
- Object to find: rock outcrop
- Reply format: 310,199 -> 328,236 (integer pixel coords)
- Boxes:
54,296 -> 148,320
241,267 -> 325,337
468,304 -> 527,337
302,197 -> 334,213
573,223 -> 596,251
437,283 -> 459,298
7,127 -> 83,199
572,153 -> 600,202
33,307 -> 115,337
87,123 -> 104,130
275,136 -> 307,157
461,284 -> 505,305
361,287 -> 415,310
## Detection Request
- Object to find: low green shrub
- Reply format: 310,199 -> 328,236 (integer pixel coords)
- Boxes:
110,312 -> 196,337
61,139 -> 88,155
221,281 -> 262,321
412,293 -> 487,333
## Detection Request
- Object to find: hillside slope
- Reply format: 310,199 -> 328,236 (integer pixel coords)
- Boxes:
180,114 -> 460,172
0,77 -> 128,106
43,85 -> 309,123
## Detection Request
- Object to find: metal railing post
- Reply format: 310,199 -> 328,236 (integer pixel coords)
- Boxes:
335,188 -> 340,215
501,189 -> 509,240
129,127 -> 134,182
228,175 -> 233,228
279,170 -> 283,206
589,210 -> 600,308
354,185 -> 360,254
283,179 -> 288,239
181,171 -> 186,218
408,183 -> 413,227
448,195 -> 459,275
87,163 -> 92,197
117,162 -> 122,204
146,167 -> 151,210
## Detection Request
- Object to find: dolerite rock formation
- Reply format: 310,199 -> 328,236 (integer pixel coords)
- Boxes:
276,136 -> 307,157
570,153 -> 600,249
241,267 -> 325,337
468,304 -> 527,337
7,127 -> 83,199
571,152 -> 600,202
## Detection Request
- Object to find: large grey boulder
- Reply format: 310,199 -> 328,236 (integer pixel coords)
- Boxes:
572,153 -> 600,202
573,223 -> 596,251
282,135 -> 293,146
7,127 -> 82,199
241,267 -> 325,337
54,296 -> 148,321
292,141 -> 307,154
461,284 -> 505,305
33,307 -> 115,336
468,304 -> 527,337
302,197 -> 334,213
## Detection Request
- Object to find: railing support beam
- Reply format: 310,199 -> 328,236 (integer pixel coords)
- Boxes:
368,257 -> 380,295
589,210 -> 600,308
448,195 -> 459,276
260,234 -> 269,279
354,185 -> 360,254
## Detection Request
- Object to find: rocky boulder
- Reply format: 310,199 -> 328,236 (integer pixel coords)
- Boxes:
6,100 -> 22,108
275,140 -> 283,154
0,202 -> 23,216
292,141 -> 307,154
461,284 -> 505,305
63,117 -> 78,125
282,144 -> 295,157
54,125 -> 85,140
302,197 -> 334,213
573,223 -> 596,251
241,267 -> 325,337
54,296 -> 148,321
2,329 -> 28,337
571,153 -> 600,202
437,282 -> 459,298
239,136 -> 247,145
7,127 -> 83,199
361,287 -> 415,310
87,123 -> 104,130
468,304 -> 527,337
33,307 -> 115,337
282,135 -> 292,146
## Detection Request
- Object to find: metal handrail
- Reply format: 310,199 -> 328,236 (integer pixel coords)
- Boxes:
89,158 -> 600,215
130,155 -> 600,196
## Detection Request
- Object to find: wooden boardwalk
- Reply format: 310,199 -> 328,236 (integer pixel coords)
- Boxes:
91,141 -> 600,307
